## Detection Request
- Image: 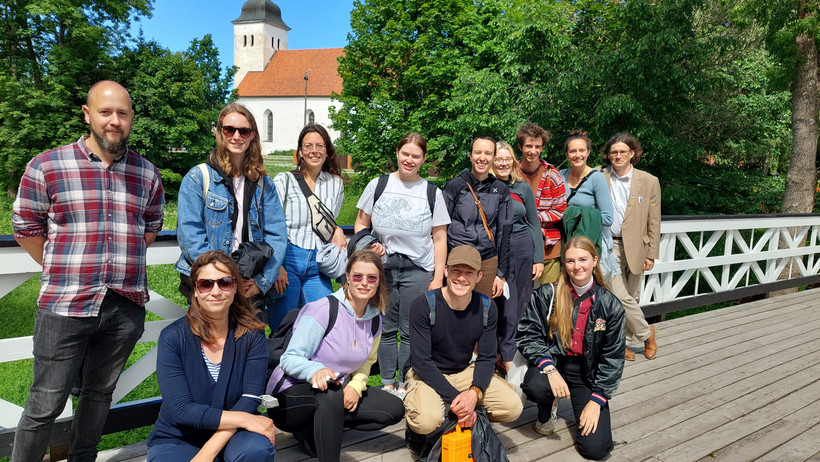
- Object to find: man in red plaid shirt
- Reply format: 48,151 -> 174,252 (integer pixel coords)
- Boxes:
11,80 -> 164,461
515,122 -> 567,284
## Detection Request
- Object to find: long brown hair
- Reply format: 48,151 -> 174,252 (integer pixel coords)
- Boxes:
344,249 -> 389,313
550,237 -> 607,349
188,250 -> 265,343
296,124 -> 341,176
210,103 -> 268,182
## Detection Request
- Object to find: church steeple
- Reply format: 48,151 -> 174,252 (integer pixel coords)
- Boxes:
232,0 -> 290,87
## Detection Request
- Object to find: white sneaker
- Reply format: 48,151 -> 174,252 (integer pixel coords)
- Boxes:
395,388 -> 407,400
382,385 -> 396,396
534,419 -> 555,436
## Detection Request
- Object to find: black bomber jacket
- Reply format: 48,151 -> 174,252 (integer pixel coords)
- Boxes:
516,282 -> 626,403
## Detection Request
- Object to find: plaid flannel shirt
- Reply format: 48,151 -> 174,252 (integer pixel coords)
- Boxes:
12,136 -> 164,316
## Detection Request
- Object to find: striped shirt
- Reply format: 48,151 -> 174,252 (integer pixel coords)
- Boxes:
519,160 -> 567,246
201,347 -> 221,382
12,136 -> 165,316
274,170 -> 344,250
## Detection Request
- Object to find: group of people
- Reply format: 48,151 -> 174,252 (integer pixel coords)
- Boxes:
9,80 -> 661,462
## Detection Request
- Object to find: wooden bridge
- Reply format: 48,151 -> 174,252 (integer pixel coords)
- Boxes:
95,286 -> 820,462
2,213 -> 819,461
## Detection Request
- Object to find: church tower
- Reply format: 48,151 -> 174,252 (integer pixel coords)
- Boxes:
232,0 -> 290,87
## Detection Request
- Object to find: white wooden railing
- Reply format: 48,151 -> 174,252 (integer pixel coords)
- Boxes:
0,214 -> 819,439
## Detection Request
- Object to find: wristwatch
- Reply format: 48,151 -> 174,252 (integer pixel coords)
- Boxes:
469,385 -> 484,401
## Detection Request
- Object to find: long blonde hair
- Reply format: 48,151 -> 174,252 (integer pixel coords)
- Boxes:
550,237 -> 608,349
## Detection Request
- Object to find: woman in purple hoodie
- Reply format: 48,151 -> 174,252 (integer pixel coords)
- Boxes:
266,250 -> 404,461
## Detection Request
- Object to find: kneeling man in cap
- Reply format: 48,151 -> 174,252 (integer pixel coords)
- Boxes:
403,245 -> 522,449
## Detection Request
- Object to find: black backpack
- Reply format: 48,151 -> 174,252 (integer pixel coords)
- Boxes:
266,296 -> 380,383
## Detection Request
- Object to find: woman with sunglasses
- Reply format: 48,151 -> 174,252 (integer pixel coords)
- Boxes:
353,132 -> 450,399
148,250 -> 276,461
516,237 -> 625,460
266,250 -> 405,462
176,103 -> 287,323
490,141 -> 544,372
271,124 -> 346,328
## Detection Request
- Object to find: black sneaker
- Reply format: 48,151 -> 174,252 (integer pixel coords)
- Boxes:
405,424 -> 425,455
293,430 -> 318,458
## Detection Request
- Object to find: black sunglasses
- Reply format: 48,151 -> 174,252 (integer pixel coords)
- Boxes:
195,276 -> 236,294
222,125 -> 254,139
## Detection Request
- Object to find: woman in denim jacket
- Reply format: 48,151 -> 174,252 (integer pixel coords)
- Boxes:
176,103 -> 287,323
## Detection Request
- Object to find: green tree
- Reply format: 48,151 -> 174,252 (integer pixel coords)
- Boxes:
0,0 -> 154,195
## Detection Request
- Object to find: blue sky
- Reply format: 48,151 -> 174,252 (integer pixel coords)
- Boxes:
131,0 -> 355,70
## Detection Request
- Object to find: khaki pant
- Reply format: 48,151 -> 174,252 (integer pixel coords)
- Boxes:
474,256 -> 498,297
404,364 -> 523,435
608,240 -> 651,341
540,257 -> 562,285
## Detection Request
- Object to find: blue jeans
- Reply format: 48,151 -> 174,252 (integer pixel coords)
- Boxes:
269,243 -> 332,330
12,290 -> 145,462
147,430 -> 276,461
378,253 -> 433,388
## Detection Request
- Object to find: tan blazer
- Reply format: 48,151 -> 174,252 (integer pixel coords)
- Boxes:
603,167 -> 661,275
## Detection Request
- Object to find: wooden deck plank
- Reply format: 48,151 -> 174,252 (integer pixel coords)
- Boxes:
754,423 -> 820,462
95,288 -> 820,462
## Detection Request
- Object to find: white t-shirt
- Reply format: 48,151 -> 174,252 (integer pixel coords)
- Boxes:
231,176 -> 246,252
357,173 -> 451,271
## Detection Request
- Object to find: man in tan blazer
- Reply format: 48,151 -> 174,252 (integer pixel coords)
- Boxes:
602,134 -> 660,360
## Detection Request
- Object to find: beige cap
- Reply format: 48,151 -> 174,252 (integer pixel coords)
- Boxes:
446,245 -> 482,271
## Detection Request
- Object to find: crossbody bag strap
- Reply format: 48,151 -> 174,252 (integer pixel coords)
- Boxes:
466,182 -> 494,242
566,170 -> 595,203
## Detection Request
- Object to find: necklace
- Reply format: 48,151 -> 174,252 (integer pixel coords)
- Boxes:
520,163 -> 541,176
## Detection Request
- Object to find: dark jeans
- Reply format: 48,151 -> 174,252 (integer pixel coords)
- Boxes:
270,383 -> 404,462
379,253 -> 433,387
521,358 -> 613,460
497,229 -> 535,362
147,430 -> 275,461
12,290 -> 146,462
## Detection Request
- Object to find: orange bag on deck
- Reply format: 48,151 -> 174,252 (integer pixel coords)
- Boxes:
442,424 -> 473,461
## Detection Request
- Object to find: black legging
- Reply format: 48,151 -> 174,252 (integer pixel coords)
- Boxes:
521,357 -> 614,460
270,383 -> 404,462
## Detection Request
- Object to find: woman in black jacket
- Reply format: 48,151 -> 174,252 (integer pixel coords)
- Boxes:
516,236 -> 625,460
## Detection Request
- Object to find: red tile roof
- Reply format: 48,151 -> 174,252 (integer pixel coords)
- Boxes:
237,48 -> 344,97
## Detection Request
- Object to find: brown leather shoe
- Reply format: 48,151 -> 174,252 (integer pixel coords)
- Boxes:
644,325 -> 658,359
625,346 -> 635,361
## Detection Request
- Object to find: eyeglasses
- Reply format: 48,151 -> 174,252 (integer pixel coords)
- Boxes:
301,143 -> 326,152
350,273 -> 379,284
609,150 -> 632,157
195,276 -> 237,294
222,125 -> 254,139
494,159 -> 513,166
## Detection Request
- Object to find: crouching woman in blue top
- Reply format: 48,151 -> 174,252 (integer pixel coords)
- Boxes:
516,237 -> 625,461
266,250 -> 405,462
148,250 -> 276,461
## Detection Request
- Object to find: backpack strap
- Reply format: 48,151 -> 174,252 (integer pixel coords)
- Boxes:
198,163 -> 209,198
325,295 -> 339,337
478,293 -> 491,327
426,180 -> 437,215
371,315 -> 380,336
373,174 -> 390,208
426,290 -> 437,327
566,170 -> 595,203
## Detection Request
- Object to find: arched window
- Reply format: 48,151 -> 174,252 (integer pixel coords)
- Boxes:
251,35 -> 254,46
243,35 -> 247,47
265,110 -> 273,142
307,110 -> 315,125
271,37 -> 275,48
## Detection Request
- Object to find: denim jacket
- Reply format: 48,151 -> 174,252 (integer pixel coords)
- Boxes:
175,164 -> 287,295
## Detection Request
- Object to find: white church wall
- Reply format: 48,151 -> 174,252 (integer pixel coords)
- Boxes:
238,95 -> 340,153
